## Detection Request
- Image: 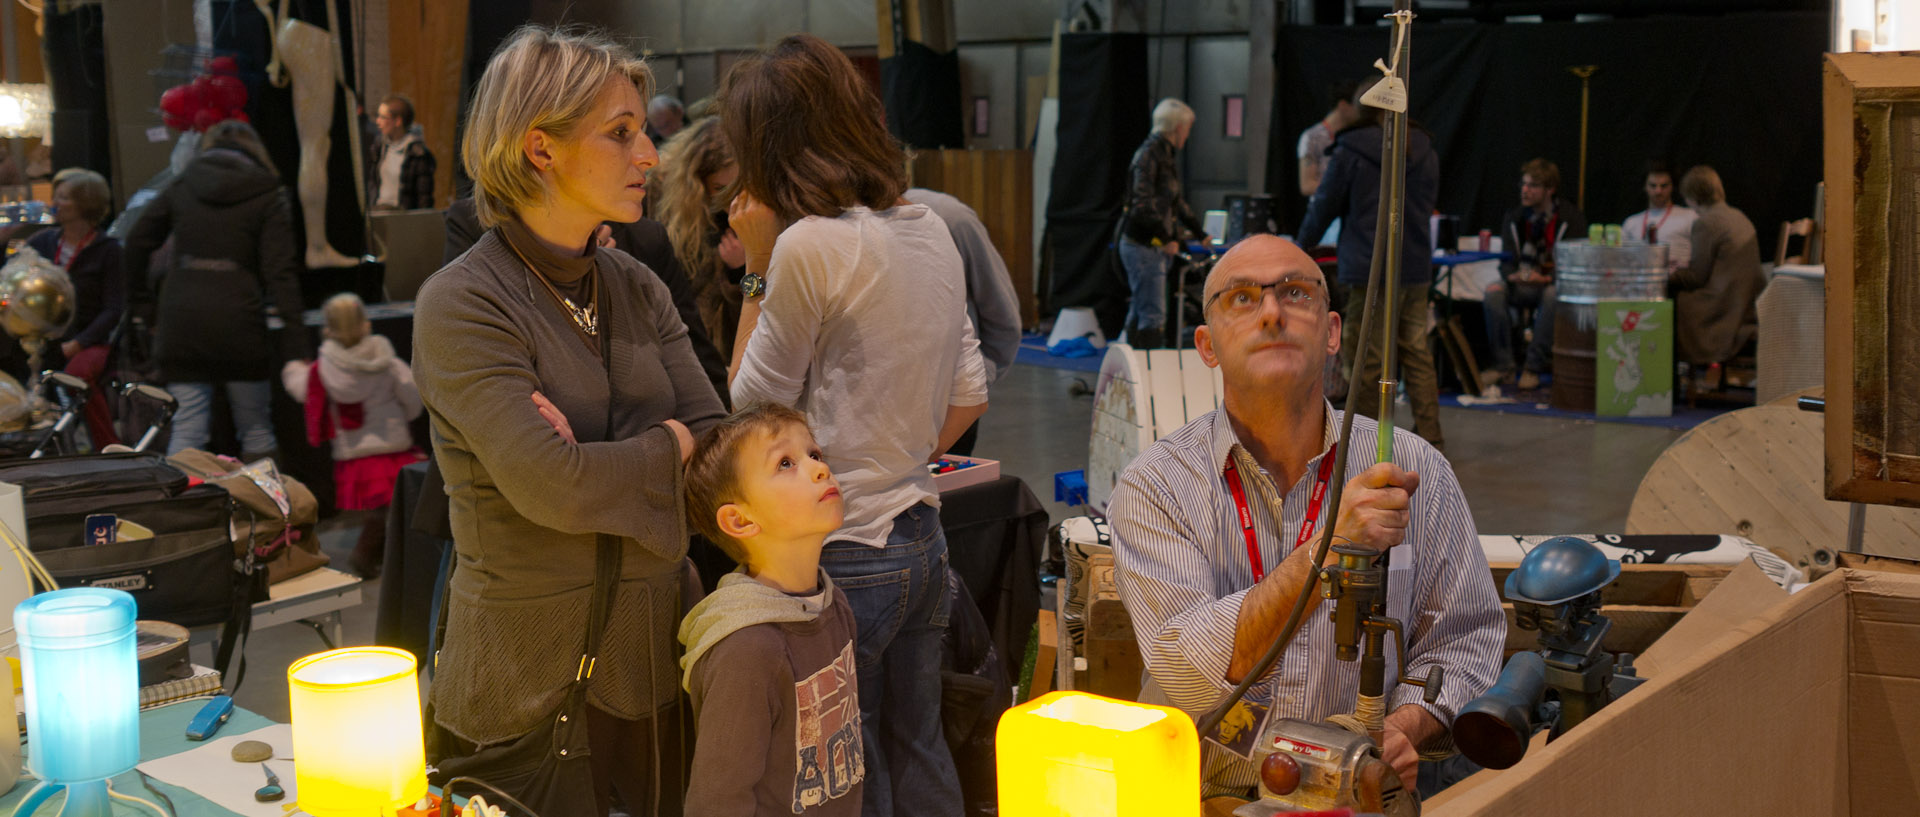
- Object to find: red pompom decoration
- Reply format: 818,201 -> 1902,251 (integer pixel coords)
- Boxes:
207,74 -> 247,111
230,111 -> 249,124
159,84 -> 197,122
208,55 -> 239,76
192,108 -> 223,132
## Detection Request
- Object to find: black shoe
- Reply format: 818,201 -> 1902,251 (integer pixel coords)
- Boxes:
1133,326 -> 1164,350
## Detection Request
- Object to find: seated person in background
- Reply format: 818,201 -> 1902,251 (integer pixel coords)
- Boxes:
1484,158 -> 1586,390
1622,161 -> 1696,268
444,194 -> 729,402
680,403 -> 863,817
1108,235 -> 1502,796
1670,166 -> 1764,375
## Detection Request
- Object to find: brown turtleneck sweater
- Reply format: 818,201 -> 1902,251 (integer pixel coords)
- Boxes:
414,220 -> 727,745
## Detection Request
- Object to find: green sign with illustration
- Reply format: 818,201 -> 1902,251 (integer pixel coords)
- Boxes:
1596,300 -> 1673,417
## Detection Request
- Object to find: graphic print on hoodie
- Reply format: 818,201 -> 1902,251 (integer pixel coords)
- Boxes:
680,570 -> 865,816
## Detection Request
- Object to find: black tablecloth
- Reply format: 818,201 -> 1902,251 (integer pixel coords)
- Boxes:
377,463 -> 1049,685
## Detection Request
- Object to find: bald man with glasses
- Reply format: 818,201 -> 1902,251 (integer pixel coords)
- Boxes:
1107,236 -> 1503,797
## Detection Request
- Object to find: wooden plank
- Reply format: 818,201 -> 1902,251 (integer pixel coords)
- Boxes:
387,0 -> 467,208
1179,350 -> 1215,425
1030,608 -> 1058,701
1147,348 -> 1184,440
1085,598 -> 1143,701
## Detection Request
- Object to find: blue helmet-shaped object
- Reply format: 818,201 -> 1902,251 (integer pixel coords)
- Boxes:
1504,536 -> 1620,606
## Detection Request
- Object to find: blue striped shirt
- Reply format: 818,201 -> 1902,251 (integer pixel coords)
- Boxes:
1109,403 -> 1504,789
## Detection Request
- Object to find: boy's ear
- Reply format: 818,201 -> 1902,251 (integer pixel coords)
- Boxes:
716,502 -> 757,541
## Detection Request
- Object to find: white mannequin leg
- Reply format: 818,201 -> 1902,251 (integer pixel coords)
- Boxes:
277,18 -> 358,269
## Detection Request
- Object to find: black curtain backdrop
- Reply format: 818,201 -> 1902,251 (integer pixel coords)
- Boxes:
42,2 -> 112,182
1268,12 -> 1826,247
883,40 -> 965,150
1046,33 -> 1149,329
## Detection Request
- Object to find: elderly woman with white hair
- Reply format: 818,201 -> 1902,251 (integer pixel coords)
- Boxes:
1117,97 -> 1207,349
412,25 -> 725,816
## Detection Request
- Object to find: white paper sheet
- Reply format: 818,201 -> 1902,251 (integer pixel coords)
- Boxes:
137,723 -> 298,817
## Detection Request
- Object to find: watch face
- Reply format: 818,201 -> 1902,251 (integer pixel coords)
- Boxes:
741,273 -> 766,298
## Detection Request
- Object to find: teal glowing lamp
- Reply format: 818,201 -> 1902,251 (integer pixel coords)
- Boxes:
13,588 -> 140,817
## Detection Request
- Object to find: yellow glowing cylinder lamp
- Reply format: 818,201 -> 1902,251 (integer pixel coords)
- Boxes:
996,691 -> 1199,817
288,647 -> 428,816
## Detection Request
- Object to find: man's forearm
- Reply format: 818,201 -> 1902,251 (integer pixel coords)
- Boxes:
1386,703 -> 1445,749
1227,542 -> 1331,684
933,402 -> 988,459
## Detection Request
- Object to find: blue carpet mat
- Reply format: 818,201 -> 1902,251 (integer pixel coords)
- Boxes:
1016,334 -> 1104,373
1438,392 -> 1730,430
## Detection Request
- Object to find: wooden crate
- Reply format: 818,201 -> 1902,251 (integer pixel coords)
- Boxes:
1488,563 -> 1732,657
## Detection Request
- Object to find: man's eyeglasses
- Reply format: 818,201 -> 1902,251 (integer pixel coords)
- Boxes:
1204,277 -> 1326,320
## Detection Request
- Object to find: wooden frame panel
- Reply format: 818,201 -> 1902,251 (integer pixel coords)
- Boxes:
1822,52 -> 1920,508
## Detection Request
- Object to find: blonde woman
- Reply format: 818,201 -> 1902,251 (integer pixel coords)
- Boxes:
412,25 -> 724,815
652,115 -> 745,361
29,168 -> 123,447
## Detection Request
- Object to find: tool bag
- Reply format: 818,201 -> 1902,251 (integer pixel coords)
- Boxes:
0,452 -> 261,682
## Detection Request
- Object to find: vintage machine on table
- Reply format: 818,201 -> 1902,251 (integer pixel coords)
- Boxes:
1451,536 -> 1646,770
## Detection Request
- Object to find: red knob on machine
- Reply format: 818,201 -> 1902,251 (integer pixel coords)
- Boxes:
1260,751 -> 1301,796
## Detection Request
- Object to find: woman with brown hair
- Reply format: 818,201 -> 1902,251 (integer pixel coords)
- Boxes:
411,25 -> 724,816
652,115 -> 746,361
720,33 -> 987,817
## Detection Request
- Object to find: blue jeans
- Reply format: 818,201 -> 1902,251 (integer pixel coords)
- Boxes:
820,503 -> 961,817
1482,280 -> 1557,374
165,381 -> 277,457
1119,237 -> 1170,332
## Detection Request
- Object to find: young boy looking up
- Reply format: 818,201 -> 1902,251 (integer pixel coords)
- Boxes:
680,403 -> 865,817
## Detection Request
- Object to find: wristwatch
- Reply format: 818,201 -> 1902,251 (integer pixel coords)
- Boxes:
740,272 -> 766,299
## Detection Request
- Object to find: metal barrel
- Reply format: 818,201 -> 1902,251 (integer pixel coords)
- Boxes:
1550,242 -> 1669,411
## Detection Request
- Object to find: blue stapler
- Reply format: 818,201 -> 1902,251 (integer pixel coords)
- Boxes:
186,695 -> 235,740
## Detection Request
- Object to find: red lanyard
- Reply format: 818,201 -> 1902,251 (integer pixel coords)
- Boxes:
1224,452 -> 1336,583
56,230 -> 94,269
1643,206 -> 1673,242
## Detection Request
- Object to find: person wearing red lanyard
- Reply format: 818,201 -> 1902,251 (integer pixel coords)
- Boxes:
1621,161 -> 1697,269
24,168 -> 124,447
1482,158 -> 1587,391
1107,235 -> 1504,797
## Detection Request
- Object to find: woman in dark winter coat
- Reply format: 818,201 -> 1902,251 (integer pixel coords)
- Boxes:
123,120 -> 312,459
27,167 -> 124,447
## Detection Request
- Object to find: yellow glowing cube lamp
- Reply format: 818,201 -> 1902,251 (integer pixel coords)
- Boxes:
997,691 -> 1200,817
288,647 -> 429,817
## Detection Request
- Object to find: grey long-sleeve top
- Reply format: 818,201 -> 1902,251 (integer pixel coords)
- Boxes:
414,227 -> 726,746
904,189 -> 1022,385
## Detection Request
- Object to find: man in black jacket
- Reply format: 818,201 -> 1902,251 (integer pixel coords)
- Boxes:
1297,87 -> 1444,448
442,197 -> 729,405
1117,98 -> 1207,350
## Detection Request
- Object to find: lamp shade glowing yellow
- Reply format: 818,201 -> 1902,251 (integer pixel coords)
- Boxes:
996,691 -> 1199,817
288,647 -> 428,816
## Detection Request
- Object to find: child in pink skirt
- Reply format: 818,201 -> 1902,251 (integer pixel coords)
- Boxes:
284,293 -> 425,578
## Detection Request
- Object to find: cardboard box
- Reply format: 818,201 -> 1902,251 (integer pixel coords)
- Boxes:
1487,562 -> 1731,658
932,455 -> 1001,492
1428,562 -> 1920,815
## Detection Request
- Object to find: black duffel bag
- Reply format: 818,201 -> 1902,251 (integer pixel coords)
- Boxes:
0,452 -> 262,683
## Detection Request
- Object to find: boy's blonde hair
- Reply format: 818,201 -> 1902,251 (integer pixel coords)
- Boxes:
462,25 -> 654,228
322,292 -> 369,348
684,402 -> 811,563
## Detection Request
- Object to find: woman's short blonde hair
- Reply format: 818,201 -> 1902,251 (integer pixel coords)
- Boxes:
1151,98 -> 1195,136
51,168 -> 111,225
462,26 -> 654,228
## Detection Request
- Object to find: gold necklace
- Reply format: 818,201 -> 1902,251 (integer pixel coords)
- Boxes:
504,235 -> 599,337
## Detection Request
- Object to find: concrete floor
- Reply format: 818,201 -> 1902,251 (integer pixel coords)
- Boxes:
225,361 -> 1687,722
